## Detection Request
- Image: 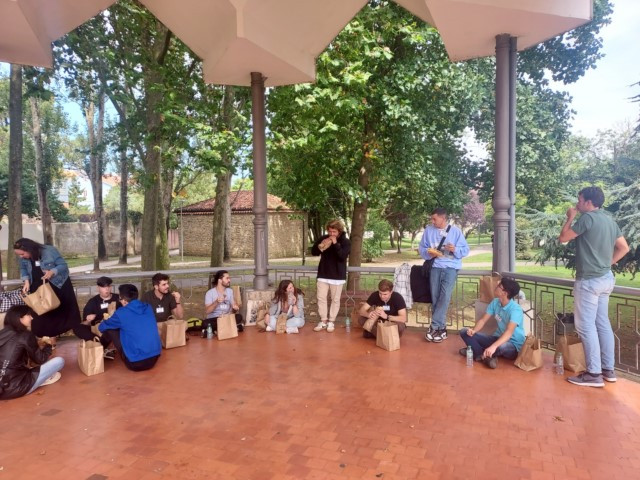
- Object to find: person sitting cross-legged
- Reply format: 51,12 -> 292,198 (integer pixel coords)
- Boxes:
459,277 -> 525,369
94,284 -> 162,372
356,279 -> 407,339
264,280 -> 305,334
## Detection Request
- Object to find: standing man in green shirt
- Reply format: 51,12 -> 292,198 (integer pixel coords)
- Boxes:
559,186 -> 629,387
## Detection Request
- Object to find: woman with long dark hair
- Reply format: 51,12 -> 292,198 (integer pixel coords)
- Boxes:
13,238 -> 81,342
264,280 -> 305,334
0,305 -> 65,400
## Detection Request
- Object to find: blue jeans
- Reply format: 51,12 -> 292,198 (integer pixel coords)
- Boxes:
429,267 -> 458,330
573,271 -> 615,374
459,329 -> 518,360
27,356 -> 65,394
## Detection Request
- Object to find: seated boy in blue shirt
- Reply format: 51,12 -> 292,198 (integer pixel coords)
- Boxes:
94,284 -> 162,372
459,277 -> 525,369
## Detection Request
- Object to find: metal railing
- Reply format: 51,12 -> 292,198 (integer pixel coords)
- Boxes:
2,265 -> 639,376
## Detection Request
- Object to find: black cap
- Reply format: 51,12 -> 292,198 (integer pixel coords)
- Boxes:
96,276 -> 113,287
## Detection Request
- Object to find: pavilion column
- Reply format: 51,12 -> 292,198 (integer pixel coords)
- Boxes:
508,36 -> 517,272
492,34 -> 512,273
251,72 -> 269,290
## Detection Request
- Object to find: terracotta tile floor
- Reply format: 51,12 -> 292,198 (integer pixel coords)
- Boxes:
2,326 -> 640,480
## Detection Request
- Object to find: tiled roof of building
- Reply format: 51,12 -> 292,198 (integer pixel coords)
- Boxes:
178,190 -> 296,214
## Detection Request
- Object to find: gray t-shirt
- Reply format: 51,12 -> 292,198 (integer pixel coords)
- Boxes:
571,209 -> 622,280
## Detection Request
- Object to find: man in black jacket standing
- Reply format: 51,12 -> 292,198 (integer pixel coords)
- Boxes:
311,219 -> 351,333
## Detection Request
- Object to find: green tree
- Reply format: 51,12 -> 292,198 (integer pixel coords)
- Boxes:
268,1 -> 480,287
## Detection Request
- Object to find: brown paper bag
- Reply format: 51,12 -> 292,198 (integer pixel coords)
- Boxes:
362,317 -> 377,333
256,306 -> 268,329
217,313 -> 238,340
107,301 -> 117,316
376,322 -> 400,352
159,319 -> 187,349
478,275 -> 501,303
556,334 -> 586,373
232,285 -> 242,308
514,335 -> 543,371
77,338 -> 104,376
275,313 -> 288,334
22,280 -> 60,315
350,303 -> 365,330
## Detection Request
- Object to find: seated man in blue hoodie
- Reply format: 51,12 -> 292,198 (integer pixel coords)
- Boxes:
94,284 -> 162,372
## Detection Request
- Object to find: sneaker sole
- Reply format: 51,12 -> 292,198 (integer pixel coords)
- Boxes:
603,377 -> 617,383
567,378 -> 605,387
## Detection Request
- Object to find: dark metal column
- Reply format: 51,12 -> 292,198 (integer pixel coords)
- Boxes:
251,72 -> 269,289
492,34 -> 511,274
508,36 -> 517,272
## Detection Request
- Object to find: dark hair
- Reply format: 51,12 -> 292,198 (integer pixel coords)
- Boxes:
96,276 -> 113,287
13,238 -> 44,261
152,273 -> 170,286
212,270 -> 229,287
578,186 -> 605,208
499,278 -> 520,300
118,284 -> 139,302
3,305 -> 33,332
431,207 -> 447,217
272,279 -> 303,306
378,279 -> 393,292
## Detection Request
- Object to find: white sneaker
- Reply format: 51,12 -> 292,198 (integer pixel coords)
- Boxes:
265,325 -> 274,332
286,326 -> 299,334
313,322 -> 327,332
327,322 -> 335,333
42,372 -> 61,386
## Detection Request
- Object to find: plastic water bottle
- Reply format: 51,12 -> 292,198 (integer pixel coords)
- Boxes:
466,346 -> 473,367
345,317 -> 351,333
206,323 -> 214,339
555,353 -> 564,375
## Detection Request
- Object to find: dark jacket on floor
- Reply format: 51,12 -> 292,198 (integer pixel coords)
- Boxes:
0,328 -> 52,400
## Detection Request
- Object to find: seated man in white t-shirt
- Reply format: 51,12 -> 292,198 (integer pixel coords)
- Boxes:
204,270 -> 243,336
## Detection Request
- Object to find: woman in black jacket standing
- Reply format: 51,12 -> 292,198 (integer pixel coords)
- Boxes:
311,219 -> 351,333
0,305 -> 65,400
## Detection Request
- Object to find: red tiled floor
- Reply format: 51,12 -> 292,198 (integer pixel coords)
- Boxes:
2,326 -> 640,479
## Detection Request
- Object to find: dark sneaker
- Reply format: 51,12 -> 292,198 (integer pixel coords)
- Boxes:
363,330 -> 375,339
459,347 -> 467,357
483,356 -> 498,369
103,348 -> 116,360
567,372 -> 604,387
602,369 -> 617,383
432,329 -> 447,343
425,326 -> 436,342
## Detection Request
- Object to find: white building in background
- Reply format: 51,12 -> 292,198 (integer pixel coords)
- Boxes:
57,170 -> 120,209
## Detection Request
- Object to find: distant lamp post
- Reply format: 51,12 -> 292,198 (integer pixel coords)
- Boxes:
179,200 -> 185,263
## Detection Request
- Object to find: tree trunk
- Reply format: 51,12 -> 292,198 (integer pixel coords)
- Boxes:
118,146 -> 129,264
140,24 -> 171,272
29,97 -> 54,245
85,94 -> 108,260
397,229 -> 403,253
389,231 -> 395,249
7,64 -> 23,279
211,86 -> 235,267
347,118 -> 374,291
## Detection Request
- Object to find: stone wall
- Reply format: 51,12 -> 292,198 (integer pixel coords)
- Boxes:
182,212 -> 306,258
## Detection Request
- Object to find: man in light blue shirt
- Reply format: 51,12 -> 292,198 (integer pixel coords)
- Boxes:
418,208 -> 470,343
459,277 -> 525,369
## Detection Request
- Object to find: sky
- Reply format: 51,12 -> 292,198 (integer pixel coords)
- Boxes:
559,0 -> 640,136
